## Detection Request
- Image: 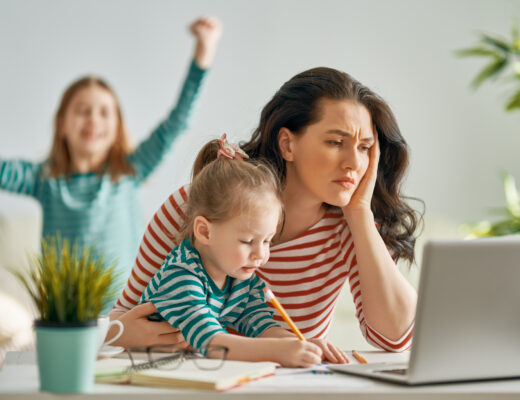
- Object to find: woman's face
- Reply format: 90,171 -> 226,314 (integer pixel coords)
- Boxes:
284,98 -> 375,207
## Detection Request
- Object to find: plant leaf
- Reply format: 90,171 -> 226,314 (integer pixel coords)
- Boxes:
512,20 -> 520,50
501,171 -> 520,217
471,57 -> 508,88
505,89 -> 520,111
455,46 -> 502,58
480,33 -> 512,53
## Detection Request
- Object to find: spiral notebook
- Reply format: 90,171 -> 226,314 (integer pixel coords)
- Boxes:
95,357 -> 277,391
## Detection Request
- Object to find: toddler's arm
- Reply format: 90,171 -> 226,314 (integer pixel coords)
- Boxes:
230,277 -> 280,337
209,332 -> 322,368
259,327 -> 350,364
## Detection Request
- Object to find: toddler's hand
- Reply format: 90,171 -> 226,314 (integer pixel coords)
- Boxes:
308,338 -> 350,364
276,338 -> 322,368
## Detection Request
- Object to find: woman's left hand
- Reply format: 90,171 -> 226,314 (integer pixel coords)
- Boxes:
307,338 -> 350,364
342,132 -> 380,217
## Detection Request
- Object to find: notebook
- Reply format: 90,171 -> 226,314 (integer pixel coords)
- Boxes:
95,356 -> 277,391
329,237 -> 520,385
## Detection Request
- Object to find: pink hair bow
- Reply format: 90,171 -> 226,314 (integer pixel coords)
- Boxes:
218,133 -> 249,160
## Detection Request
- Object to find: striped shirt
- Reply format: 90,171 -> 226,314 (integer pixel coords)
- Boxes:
140,237 -> 279,354
114,186 -> 413,352
0,61 -> 207,312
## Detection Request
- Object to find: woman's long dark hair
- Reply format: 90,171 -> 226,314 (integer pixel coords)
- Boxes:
241,67 -> 423,263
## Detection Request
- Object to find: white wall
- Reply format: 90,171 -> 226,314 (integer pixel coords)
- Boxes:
2,0 -> 520,247
1,0 -> 520,352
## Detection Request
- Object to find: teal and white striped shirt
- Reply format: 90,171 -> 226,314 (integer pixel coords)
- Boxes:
141,238 -> 279,354
0,61 -> 207,312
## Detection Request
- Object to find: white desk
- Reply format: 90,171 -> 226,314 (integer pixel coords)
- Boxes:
1,351 -> 520,400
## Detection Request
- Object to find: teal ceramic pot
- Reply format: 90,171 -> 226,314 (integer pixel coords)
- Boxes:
34,320 -> 98,393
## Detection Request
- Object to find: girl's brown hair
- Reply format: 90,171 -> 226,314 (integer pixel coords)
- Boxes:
48,76 -> 134,181
241,67 -> 423,263
180,138 -> 283,243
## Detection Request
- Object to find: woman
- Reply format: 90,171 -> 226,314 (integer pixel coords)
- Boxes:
108,67 -> 420,353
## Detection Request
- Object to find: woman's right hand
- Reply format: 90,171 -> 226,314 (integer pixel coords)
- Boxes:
275,338 -> 322,368
108,302 -> 189,349
342,132 -> 380,219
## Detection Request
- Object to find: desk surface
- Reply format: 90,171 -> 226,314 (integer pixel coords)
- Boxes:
1,351 -> 520,400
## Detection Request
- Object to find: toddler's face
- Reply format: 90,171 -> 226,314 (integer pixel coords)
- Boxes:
60,85 -> 119,163
205,192 -> 281,282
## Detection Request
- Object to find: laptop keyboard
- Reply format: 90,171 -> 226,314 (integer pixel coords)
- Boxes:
376,368 -> 408,375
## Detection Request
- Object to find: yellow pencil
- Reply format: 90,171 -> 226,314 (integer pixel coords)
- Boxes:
352,350 -> 367,364
263,287 -> 306,341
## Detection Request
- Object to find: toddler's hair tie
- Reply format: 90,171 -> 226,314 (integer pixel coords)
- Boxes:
218,133 -> 249,160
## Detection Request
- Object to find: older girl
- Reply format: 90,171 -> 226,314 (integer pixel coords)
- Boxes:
0,18 -> 221,311
110,67 -> 420,354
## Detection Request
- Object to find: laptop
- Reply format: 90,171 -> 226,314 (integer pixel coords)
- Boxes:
329,236 -> 520,385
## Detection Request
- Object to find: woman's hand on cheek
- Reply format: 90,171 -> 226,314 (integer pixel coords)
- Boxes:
110,302 -> 189,349
308,338 -> 350,364
342,133 -> 380,219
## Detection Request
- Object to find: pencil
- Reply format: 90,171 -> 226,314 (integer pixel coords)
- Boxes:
352,350 -> 367,364
263,287 -> 306,341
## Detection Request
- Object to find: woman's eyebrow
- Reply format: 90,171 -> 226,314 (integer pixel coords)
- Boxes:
325,129 -> 375,143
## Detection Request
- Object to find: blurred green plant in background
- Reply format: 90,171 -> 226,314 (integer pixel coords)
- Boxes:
460,171 -> 520,237
457,22 -> 520,237
456,21 -> 520,111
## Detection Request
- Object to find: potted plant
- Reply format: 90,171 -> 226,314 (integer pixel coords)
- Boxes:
10,237 -> 117,393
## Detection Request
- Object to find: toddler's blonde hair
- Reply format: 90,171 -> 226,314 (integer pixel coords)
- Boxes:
179,138 -> 283,243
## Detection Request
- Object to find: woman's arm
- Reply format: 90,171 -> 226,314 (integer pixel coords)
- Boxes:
107,302 -> 186,348
345,209 -> 417,342
343,135 -> 417,343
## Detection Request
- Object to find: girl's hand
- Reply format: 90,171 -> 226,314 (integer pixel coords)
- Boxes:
108,302 -> 189,348
275,338 -> 322,368
342,132 -> 380,218
189,16 -> 222,69
308,338 -> 350,364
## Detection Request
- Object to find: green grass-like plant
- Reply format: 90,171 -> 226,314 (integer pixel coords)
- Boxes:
456,21 -> 520,111
10,237 -> 118,323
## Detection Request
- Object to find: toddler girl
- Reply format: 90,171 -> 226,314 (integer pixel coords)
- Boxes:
140,135 -> 348,367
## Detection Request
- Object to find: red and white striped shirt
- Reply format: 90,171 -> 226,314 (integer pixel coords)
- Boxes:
114,185 -> 413,352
